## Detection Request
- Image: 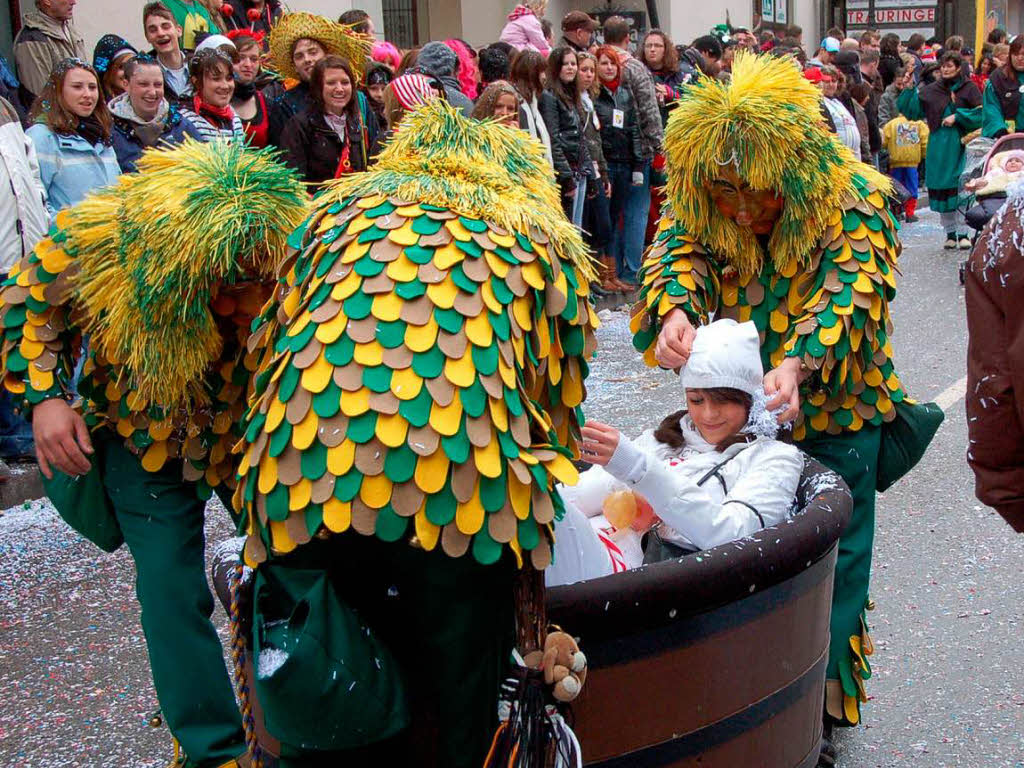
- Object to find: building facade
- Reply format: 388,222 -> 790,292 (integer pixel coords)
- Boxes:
0,0 -> 1002,85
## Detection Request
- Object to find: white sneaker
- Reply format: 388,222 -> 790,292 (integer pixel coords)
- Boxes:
958,237 -> 972,250
944,237 -> 957,249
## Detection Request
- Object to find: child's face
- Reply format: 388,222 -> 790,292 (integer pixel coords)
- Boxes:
367,82 -> 386,104
493,93 -> 519,126
1004,157 -> 1024,173
685,389 -> 749,445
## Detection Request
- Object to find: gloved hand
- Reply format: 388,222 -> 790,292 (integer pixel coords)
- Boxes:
631,171 -> 644,186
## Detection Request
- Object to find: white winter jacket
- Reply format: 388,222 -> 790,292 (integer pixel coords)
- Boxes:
560,414 -> 803,552
0,98 -> 48,272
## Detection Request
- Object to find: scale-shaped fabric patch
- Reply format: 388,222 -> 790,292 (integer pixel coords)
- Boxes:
236,194 -> 598,567
631,175 -> 904,441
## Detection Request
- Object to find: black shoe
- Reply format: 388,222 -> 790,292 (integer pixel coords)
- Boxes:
905,214 -> 919,223
818,722 -> 837,767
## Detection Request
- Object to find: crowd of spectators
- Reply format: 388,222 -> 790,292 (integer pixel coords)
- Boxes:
0,0 -> 1019,454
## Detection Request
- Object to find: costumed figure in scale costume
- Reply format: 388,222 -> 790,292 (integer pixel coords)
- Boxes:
631,53 -> 915,745
0,140 -> 308,768
233,100 -> 597,767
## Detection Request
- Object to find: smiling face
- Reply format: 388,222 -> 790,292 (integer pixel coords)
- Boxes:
234,44 -> 261,85
577,57 -> 595,90
62,67 -> 99,118
685,389 -> 750,446
940,59 -> 959,79
292,38 -> 326,82
144,14 -> 182,55
201,61 -> 235,107
559,50 -> 578,83
709,166 -> 784,235
1012,49 -> 1024,72
127,62 -> 165,120
321,66 -> 352,114
820,74 -> 838,98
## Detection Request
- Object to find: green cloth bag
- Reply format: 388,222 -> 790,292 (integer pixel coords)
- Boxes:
252,564 -> 409,751
875,401 -> 945,492
41,438 -> 123,552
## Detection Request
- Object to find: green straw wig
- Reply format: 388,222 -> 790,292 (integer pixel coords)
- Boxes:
664,52 -> 891,277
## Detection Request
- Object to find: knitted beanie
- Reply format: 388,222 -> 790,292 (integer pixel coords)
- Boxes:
417,41 -> 457,78
680,319 -> 764,396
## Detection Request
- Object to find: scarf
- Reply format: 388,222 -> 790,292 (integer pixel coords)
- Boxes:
603,75 -> 620,93
76,114 -> 108,146
506,4 -> 534,21
109,92 -> 170,146
233,79 -> 257,101
193,95 -> 235,127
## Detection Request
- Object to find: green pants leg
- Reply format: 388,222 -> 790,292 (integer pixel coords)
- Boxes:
267,534 -> 515,768
797,425 -> 881,726
100,433 -> 246,767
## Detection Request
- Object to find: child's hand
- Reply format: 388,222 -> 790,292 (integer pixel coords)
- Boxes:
942,114 -> 956,127
580,421 -> 620,465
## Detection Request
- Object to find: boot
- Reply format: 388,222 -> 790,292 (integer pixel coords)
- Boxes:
599,255 -> 619,293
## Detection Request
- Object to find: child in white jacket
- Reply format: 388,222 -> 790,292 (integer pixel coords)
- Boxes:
547,319 -> 804,587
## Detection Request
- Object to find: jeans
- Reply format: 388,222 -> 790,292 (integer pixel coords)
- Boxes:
570,176 -> 587,228
0,389 -> 33,459
608,160 -> 650,282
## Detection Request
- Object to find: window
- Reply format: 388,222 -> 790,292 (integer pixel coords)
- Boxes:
382,0 -> 418,49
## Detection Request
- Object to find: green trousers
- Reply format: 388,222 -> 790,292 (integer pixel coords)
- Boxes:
100,432 -> 245,767
797,425 -> 881,726
266,534 -> 516,768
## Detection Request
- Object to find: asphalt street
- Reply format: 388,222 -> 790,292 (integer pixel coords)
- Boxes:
1,207 -> 1022,767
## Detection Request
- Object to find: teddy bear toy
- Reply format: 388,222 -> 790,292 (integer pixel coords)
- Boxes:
522,630 -> 588,702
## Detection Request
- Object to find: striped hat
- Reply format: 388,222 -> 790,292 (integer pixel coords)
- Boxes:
389,73 -> 438,109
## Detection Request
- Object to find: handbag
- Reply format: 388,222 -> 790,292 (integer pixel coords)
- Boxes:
41,438 -> 123,552
875,400 -> 945,492
252,564 -> 409,751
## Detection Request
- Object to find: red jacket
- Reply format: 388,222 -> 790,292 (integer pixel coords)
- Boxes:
965,197 -> 1024,531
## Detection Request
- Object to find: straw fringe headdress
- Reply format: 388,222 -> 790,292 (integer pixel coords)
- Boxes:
269,12 -> 372,81
664,52 -> 891,277
62,139 -> 308,407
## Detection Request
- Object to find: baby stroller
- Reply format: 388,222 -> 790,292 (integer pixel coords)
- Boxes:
957,133 -> 1024,282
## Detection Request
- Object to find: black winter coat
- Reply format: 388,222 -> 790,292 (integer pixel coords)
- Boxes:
268,81 -> 311,147
280,100 -> 379,189
594,84 -> 642,171
539,89 -> 591,186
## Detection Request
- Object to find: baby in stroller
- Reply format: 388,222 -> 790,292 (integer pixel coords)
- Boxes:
965,147 -> 1024,232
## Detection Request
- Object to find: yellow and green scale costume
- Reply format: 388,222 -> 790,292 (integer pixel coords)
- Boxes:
0,140 -> 309,768
231,103 -> 597,766
630,54 -> 904,726
0,141 -> 308,495
235,101 -> 597,568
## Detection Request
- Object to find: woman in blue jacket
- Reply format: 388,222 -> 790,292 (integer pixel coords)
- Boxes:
26,58 -> 120,214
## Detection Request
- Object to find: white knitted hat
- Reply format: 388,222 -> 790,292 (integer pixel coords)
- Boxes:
680,319 -> 763,396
